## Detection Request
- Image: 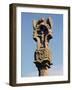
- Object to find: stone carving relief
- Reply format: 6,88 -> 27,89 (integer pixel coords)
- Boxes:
33,17 -> 53,69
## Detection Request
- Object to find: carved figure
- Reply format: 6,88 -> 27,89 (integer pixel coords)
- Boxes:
33,17 -> 53,76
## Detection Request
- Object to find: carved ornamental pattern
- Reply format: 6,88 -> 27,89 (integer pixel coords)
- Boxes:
33,17 -> 53,69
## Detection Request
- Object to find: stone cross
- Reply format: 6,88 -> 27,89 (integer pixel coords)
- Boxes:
33,17 -> 53,76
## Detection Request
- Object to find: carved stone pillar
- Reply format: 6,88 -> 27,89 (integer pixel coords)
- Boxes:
33,17 -> 53,76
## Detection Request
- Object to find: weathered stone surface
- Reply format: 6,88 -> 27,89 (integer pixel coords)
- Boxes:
33,17 -> 53,76
34,48 -> 52,62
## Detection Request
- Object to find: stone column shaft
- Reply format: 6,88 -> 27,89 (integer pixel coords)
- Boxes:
38,67 -> 48,76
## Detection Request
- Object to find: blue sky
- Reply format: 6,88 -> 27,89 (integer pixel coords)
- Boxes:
21,12 -> 63,77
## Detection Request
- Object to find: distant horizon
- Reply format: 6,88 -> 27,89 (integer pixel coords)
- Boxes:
21,12 -> 63,77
